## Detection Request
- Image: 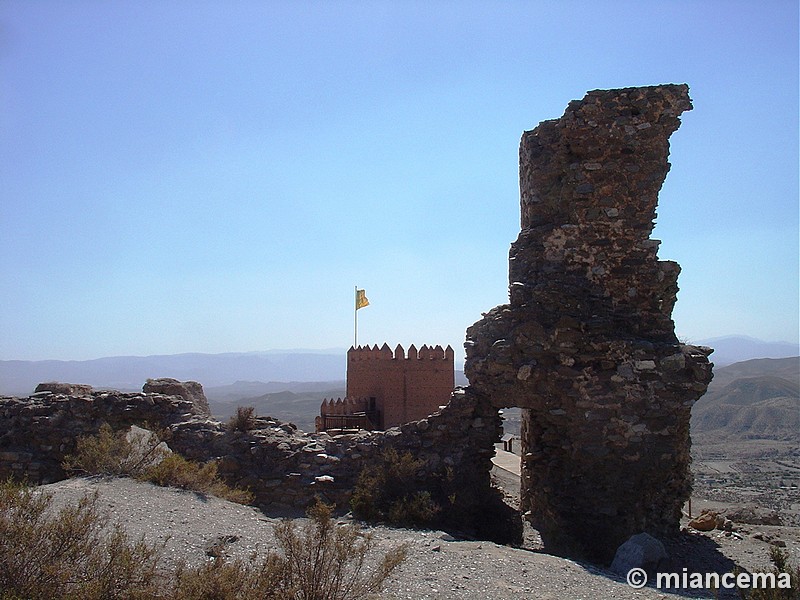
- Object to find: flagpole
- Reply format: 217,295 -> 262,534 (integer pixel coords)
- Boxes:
354,285 -> 358,348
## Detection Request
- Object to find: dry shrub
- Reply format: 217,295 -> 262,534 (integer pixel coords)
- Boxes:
227,405 -> 257,432
171,555 -> 284,600
0,479 -> 163,599
743,546 -> 799,600
170,499 -> 406,599
270,498 -> 408,599
1,485 -> 407,600
62,423 -> 170,477
63,424 -> 253,505
140,453 -> 254,505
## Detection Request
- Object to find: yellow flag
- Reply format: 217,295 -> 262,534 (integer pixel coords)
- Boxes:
356,289 -> 370,310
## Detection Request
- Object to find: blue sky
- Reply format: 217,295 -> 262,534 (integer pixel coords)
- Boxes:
1,0 -> 797,362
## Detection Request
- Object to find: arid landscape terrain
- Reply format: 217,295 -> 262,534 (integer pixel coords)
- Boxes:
2,354 -> 797,598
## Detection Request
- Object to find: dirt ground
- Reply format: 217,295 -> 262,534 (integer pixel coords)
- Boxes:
491,439 -> 800,587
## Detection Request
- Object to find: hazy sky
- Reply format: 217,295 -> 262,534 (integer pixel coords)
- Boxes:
1,1 -> 798,362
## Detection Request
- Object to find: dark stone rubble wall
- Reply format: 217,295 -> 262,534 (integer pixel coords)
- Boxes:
465,84 -> 713,563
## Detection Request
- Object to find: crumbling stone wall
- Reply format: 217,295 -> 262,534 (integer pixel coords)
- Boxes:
0,383 -> 200,482
143,378 -> 211,416
465,85 -> 713,562
0,380 -> 518,543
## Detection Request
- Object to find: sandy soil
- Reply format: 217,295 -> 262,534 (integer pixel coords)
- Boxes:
40,476 -> 799,600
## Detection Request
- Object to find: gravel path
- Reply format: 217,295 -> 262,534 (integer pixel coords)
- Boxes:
41,477 -> 796,600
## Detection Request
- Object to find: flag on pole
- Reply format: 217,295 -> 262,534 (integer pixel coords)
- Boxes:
356,289 -> 370,310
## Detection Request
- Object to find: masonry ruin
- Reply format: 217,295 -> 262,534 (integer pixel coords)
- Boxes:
465,84 -> 713,562
0,84 -> 713,565
316,343 -> 454,432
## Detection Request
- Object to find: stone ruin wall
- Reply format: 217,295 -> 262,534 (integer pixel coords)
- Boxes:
465,84 -> 713,562
0,381 -> 201,484
0,377 -> 515,542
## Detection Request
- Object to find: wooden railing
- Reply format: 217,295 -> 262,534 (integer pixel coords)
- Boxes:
321,410 -> 380,431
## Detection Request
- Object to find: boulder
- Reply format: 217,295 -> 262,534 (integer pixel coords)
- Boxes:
610,532 -> 667,576
688,510 -> 718,532
724,505 -> 782,526
126,425 -> 171,469
142,378 -> 210,416
34,382 -> 93,396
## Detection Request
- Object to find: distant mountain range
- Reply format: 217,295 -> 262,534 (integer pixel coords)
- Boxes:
695,335 -> 799,366
0,347 -> 470,397
1,342 -> 796,439
0,334 -> 796,401
0,351 -> 348,397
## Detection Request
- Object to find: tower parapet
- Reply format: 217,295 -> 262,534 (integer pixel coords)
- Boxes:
347,343 -> 453,361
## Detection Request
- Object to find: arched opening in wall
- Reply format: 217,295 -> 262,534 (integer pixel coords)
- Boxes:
492,406 -> 522,512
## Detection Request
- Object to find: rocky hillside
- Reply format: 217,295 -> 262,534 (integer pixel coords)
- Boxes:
692,357 -> 799,441
207,383 -> 346,432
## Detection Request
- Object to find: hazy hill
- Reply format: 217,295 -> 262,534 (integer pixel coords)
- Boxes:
697,336 -> 799,366
691,357 -> 799,441
205,381 -> 346,433
0,351 -> 347,396
205,380 -> 347,401
703,356 -> 800,389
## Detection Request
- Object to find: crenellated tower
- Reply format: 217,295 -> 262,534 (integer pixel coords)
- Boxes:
317,343 -> 455,432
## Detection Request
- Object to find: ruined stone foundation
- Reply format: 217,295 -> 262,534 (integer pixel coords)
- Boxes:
465,85 -> 713,563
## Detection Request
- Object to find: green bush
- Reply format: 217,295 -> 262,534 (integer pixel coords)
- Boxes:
387,490 -> 441,527
350,448 -> 442,528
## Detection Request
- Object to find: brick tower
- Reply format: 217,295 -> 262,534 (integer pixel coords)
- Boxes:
317,343 -> 455,431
